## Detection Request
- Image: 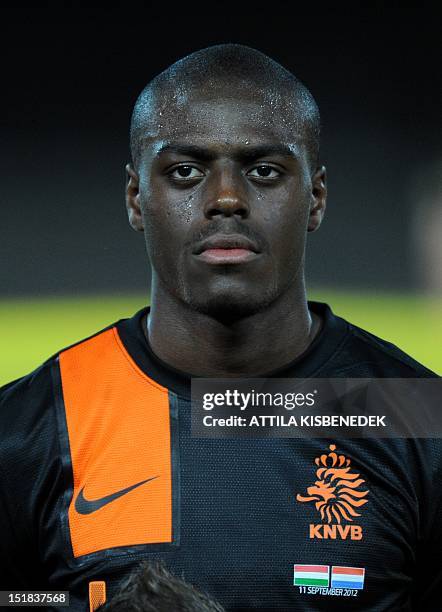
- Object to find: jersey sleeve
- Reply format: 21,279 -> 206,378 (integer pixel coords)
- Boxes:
0,367 -> 58,589
0,463 -> 38,588
415,438 -> 442,610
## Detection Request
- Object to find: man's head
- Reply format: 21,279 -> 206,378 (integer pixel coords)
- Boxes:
98,561 -> 225,612
126,44 -> 326,320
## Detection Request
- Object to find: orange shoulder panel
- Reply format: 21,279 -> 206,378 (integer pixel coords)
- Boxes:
59,327 -> 172,558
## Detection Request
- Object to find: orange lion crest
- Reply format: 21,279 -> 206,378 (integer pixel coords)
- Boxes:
296,444 -> 369,524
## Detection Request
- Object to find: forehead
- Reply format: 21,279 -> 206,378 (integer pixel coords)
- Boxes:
139,91 -> 308,156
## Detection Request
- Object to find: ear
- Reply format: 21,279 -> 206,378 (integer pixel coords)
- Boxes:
308,166 -> 327,232
125,164 -> 144,232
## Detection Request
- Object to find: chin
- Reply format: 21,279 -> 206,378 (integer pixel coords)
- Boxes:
184,287 -> 279,322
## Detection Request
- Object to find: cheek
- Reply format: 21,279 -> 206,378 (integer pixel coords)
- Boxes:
142,174 -> 200,228
258,185 -> 310,257
274,213 -> 309,273
140,187 -> 199,272
167,193 -> 198,225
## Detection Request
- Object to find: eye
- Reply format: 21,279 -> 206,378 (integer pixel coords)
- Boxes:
169,165 -> 205,180
247,165 -> 281,179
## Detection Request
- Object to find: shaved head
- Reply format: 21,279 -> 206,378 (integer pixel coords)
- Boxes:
130,44 -> 321,171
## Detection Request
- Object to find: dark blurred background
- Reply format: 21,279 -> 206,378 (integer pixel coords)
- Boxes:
1,2 -> 440,296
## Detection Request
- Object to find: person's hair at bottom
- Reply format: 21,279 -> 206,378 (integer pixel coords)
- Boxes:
98,560 -> 226,612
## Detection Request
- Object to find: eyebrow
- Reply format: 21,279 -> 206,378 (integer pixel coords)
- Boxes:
155,142 -> 298,162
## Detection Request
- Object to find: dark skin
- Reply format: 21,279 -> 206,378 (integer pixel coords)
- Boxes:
126,89 -> 327,377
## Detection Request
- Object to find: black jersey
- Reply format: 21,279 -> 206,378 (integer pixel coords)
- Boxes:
0,302 -> 440,611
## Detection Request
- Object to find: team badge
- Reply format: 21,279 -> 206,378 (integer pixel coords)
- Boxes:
296,444 -> 369,540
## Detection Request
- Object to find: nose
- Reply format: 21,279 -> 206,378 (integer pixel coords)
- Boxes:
203,166 -> 250,219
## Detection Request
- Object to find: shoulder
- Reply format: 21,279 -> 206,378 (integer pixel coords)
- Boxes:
0,317 -> 123,435
348,323 -> 436,376
0,358 -> 55,429
0,357 -> 59,509
351,323 -> 437,377
319,304 -> 438,378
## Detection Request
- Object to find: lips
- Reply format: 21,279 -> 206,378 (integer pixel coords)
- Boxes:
193,234 -> 259,254
193,234 -> 260,265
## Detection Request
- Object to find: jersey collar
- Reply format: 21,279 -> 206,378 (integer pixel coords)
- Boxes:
116,301 -> 349,399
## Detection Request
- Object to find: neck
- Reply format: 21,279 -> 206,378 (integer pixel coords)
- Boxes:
146,276 -> 320,378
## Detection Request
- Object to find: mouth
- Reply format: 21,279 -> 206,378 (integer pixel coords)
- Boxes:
193,234 -> 261,265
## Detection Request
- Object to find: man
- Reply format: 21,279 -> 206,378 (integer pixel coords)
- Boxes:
0,45 -> 440,611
